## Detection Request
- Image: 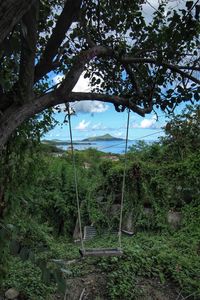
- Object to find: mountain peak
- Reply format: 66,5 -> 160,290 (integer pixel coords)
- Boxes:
82,133 -> 124,141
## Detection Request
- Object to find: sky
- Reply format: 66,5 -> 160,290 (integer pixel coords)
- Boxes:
44,72 -> 168,142
44,0 -> 190,142
45,106 -> 166,141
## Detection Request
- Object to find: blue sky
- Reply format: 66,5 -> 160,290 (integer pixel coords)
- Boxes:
44,104 -> 166,141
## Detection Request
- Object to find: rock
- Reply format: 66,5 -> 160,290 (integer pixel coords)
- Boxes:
123,211 -> 134,232
144,207 -> 153,215
167,211 -> 182,229
109,204 -> 121,215
5,288 -> 19,299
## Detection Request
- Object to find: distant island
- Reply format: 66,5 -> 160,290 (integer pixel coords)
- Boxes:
42,139 -> 92,146
42,134 -> 126,146
83,133 -> 124,142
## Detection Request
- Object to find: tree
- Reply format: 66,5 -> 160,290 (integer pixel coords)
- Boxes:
0,0 -> 37,44
0,0 -> 199,149
163,104 -> 200,160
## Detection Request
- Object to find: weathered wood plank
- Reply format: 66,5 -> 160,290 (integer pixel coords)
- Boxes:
122,229 -> 134,236
79,248 -> 123,257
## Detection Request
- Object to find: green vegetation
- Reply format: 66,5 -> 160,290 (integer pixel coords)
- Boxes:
0,105 -> 199,299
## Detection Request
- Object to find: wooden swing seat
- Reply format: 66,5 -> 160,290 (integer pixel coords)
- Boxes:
79,248 -> 123,257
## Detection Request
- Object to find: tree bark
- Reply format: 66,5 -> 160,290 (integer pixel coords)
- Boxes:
0,0 -> 36,45
18,0 -> 39,102
34,0 -> 82,81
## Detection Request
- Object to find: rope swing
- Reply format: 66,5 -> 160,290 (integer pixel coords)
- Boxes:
67,104 -> 85,253
118,108 -> 131,249
66,104 -> 131,257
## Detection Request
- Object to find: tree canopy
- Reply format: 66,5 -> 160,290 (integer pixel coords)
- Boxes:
0,0 -> 199,148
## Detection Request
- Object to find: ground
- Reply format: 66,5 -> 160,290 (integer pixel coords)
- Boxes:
62,273 -> 180,300
49,258 -> 180,300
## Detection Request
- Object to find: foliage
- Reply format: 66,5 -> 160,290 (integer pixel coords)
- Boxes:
94,212 -> 200,299
2,257 -> 55,300
0,105 -> 200,299
0,0 -> 199,154
161,105 -> 200,161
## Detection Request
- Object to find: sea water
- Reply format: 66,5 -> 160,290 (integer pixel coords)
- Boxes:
58,140 -> 151,154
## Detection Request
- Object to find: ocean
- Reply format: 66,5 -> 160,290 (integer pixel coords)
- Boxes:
58,140 -> 153,154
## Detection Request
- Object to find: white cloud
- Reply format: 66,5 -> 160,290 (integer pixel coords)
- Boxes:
72,72 -> 108,113
140,118 -> 156,129
53,72 -> 90,91
72,101 -> 109,114
53,72 -> 91,92
54,71 -> 102,93
72,72 -> 91,93
75,120 -> 90,130
113,131 -> 123,138
92,122 -> 107,130
53,72 -> 108,114
131,115 -> 159,129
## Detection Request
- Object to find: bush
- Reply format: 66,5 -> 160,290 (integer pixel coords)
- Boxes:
2,257 -> 55,300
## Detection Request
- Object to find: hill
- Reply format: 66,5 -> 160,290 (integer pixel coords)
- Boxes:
43,139 -> 70,145
82,133 -> 124,142
42,139 -> 92,145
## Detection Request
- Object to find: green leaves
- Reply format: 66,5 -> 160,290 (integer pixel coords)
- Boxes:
2,257 -> 55,300
194,91 -> 199,101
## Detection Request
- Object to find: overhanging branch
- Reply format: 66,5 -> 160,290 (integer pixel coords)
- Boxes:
34,0 -> 82,81
120,56 -> 200,85
17,1 -> 39,102
57,45 -> 113,96
0,89 -> 152,147
69,92 -> 152,116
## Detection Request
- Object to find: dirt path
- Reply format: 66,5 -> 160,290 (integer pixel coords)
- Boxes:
63,273 -> 180,300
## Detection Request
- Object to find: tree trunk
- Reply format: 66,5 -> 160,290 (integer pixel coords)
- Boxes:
0,0 -> 36,45
0,91 -> 60,149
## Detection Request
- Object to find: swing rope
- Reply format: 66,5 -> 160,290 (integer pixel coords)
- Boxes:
118,108 -> 131,249
67,105 -> 85,252
67,103 -> 130,255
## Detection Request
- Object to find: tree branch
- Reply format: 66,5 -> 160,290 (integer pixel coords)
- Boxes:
123,64 -> 143,96
0,45 -> 112,113
17,0 -> 39,102
57,45 -> 113,96
120,56 -> 200,84
68,92 -> 152,116
0,0 -> 36,45
34,0 -> 82,81
0,90 -> 151,148
178,66 -> 200,71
